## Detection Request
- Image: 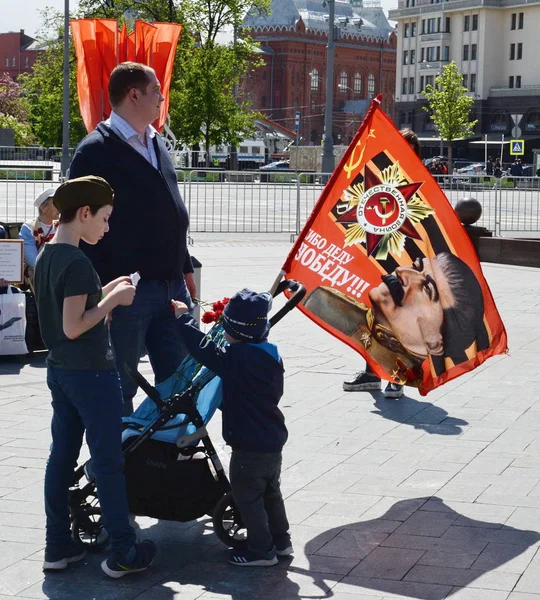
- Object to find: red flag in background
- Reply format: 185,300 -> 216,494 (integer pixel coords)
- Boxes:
71,20 -> 118,133
283,97 -> 507,395
71,19 -> 182,132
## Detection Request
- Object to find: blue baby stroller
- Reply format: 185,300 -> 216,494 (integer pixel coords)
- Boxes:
67,280 -> 305,551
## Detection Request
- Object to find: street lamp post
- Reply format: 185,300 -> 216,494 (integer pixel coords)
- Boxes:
61,0 -> 70,179
321,0 -> 336,175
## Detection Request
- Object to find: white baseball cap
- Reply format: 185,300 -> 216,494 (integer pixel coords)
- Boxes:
34,188 -> 56,208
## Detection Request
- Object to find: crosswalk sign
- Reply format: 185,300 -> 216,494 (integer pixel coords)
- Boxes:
510,140 -> 525,155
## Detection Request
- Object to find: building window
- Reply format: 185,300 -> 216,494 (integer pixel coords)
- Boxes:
311,100 -> 316,113
511,13 -> 516,30
4,57 -> 8,67
11,57 -> 16,67
367,74 -> 375,99
409,77 -> 415,94
509,76 -> 514,88
420,47 -> 425,62
402,77 -> 408,95
403,50 -> 409,65
517,42 -> 523,60
463,45 -> 469,61
445,17 -> 451,32
420,75 -> 425,91
437,17 -> 442,32
24,56 -> 29,68
426,47 -> 434,61
436,46 -> 441,61
472,14 -> 478,30
464,15 -> 470,31
427,18 -> 436,33
463,74 -> 468,89
518,12 -> 524,29
339,71 -> 348,92
471,44 -> 477,60
404,23 -> 409,37
411,49 -> 416,64
354,73 -> 362,94
516,75 -> 522,88
510,43 -> 515,60
411,22 -> 417,36
470,73 -> 476,92
310,69 -> 319,91
443,46 -> 450,61
426,75 -> 434,88
421,19 -> 426,34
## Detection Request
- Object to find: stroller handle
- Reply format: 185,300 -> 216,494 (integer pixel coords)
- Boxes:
124,363 -> 167,411
269,279 -> 306,328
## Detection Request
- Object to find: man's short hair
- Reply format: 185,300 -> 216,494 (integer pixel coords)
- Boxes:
432,252 -> 489,374
108,62 -> 154,108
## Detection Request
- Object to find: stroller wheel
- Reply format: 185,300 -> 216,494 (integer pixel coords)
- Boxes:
71,506 -> 109,551
212,492 -> 246,550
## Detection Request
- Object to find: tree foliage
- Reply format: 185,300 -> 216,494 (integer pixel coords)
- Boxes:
0,74 -> 29,123
422,62 -> 477,170
19,10 -> 86,147
0,113 -> 34,145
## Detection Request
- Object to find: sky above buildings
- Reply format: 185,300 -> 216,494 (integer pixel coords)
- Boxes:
5,0 -> 396,39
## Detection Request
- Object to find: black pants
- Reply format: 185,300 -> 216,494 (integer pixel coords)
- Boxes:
230,450 -> 290,556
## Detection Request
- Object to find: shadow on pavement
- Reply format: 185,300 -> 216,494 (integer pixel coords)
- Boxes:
40,497 -> 534,600
372,393 -> 468,435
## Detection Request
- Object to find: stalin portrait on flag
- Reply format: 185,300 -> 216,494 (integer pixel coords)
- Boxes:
282,96 -> 507,396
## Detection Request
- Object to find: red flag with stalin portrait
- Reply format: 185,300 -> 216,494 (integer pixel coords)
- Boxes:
282,97 -> 507,395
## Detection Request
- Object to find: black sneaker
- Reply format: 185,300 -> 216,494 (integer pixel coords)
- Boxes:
384,382 -> 404,399
343,371 -> 381,392
43,541 -> 86,571
101,540 -> 157,578
228,548 -> 278,567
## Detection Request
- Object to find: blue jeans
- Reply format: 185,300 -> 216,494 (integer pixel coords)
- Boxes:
110,277 -> 194,416
45,366 -> 136,555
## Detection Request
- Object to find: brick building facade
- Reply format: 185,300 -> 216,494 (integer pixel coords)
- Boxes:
242,0 -> 397,146
0,30 -> 42,79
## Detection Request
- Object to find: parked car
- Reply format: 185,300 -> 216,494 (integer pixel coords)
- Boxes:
259,160 -> 290,171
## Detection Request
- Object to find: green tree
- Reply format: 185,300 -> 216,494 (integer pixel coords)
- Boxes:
77,0 -> 270,164
19,10 -> 86,147
0,113 -> 34,145
422,61 -> 477,172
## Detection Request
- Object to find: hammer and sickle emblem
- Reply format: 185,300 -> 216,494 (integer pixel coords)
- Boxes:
366,197 -> 396,224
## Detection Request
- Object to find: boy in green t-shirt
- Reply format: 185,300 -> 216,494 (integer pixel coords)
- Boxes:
34,176 -> 156,578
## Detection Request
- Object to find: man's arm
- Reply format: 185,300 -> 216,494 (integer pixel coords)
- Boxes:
19,223 -> 38,269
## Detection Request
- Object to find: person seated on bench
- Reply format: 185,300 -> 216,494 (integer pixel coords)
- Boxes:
19,189 -> 59,286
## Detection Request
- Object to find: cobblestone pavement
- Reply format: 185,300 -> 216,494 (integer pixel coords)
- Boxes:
1,237 -> 539,600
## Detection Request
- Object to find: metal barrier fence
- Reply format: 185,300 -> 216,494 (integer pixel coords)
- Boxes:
1,167 -> 539,238
0,146 -> 74,166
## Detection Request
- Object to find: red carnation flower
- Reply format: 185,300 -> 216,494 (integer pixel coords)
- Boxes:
201,311 -> 217,324
222,297 -> 230,305
212,300 -> 224,312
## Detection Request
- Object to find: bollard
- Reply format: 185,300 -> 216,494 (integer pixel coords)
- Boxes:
191,256 -> 202,323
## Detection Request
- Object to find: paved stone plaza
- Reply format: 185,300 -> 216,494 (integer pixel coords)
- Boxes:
1,237 -> 540,600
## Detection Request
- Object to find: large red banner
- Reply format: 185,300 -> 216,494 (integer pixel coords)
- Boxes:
71,19 -> 182,133
283,98 -> 507,395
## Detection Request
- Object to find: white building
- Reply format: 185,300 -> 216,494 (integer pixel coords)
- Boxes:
389,0 -> 540,161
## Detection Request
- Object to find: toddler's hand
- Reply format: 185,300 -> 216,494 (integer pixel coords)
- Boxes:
171,300 -> 189,319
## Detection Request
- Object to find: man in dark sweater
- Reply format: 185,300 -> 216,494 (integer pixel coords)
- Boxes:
69,62 -> 194,416
172,289 -> 292,567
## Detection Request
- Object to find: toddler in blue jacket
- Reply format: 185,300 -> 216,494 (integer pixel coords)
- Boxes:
172,289 -> 292,566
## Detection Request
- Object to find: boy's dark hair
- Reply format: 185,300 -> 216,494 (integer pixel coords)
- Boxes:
59,204 -> 104,224
109,62 -> 154,108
